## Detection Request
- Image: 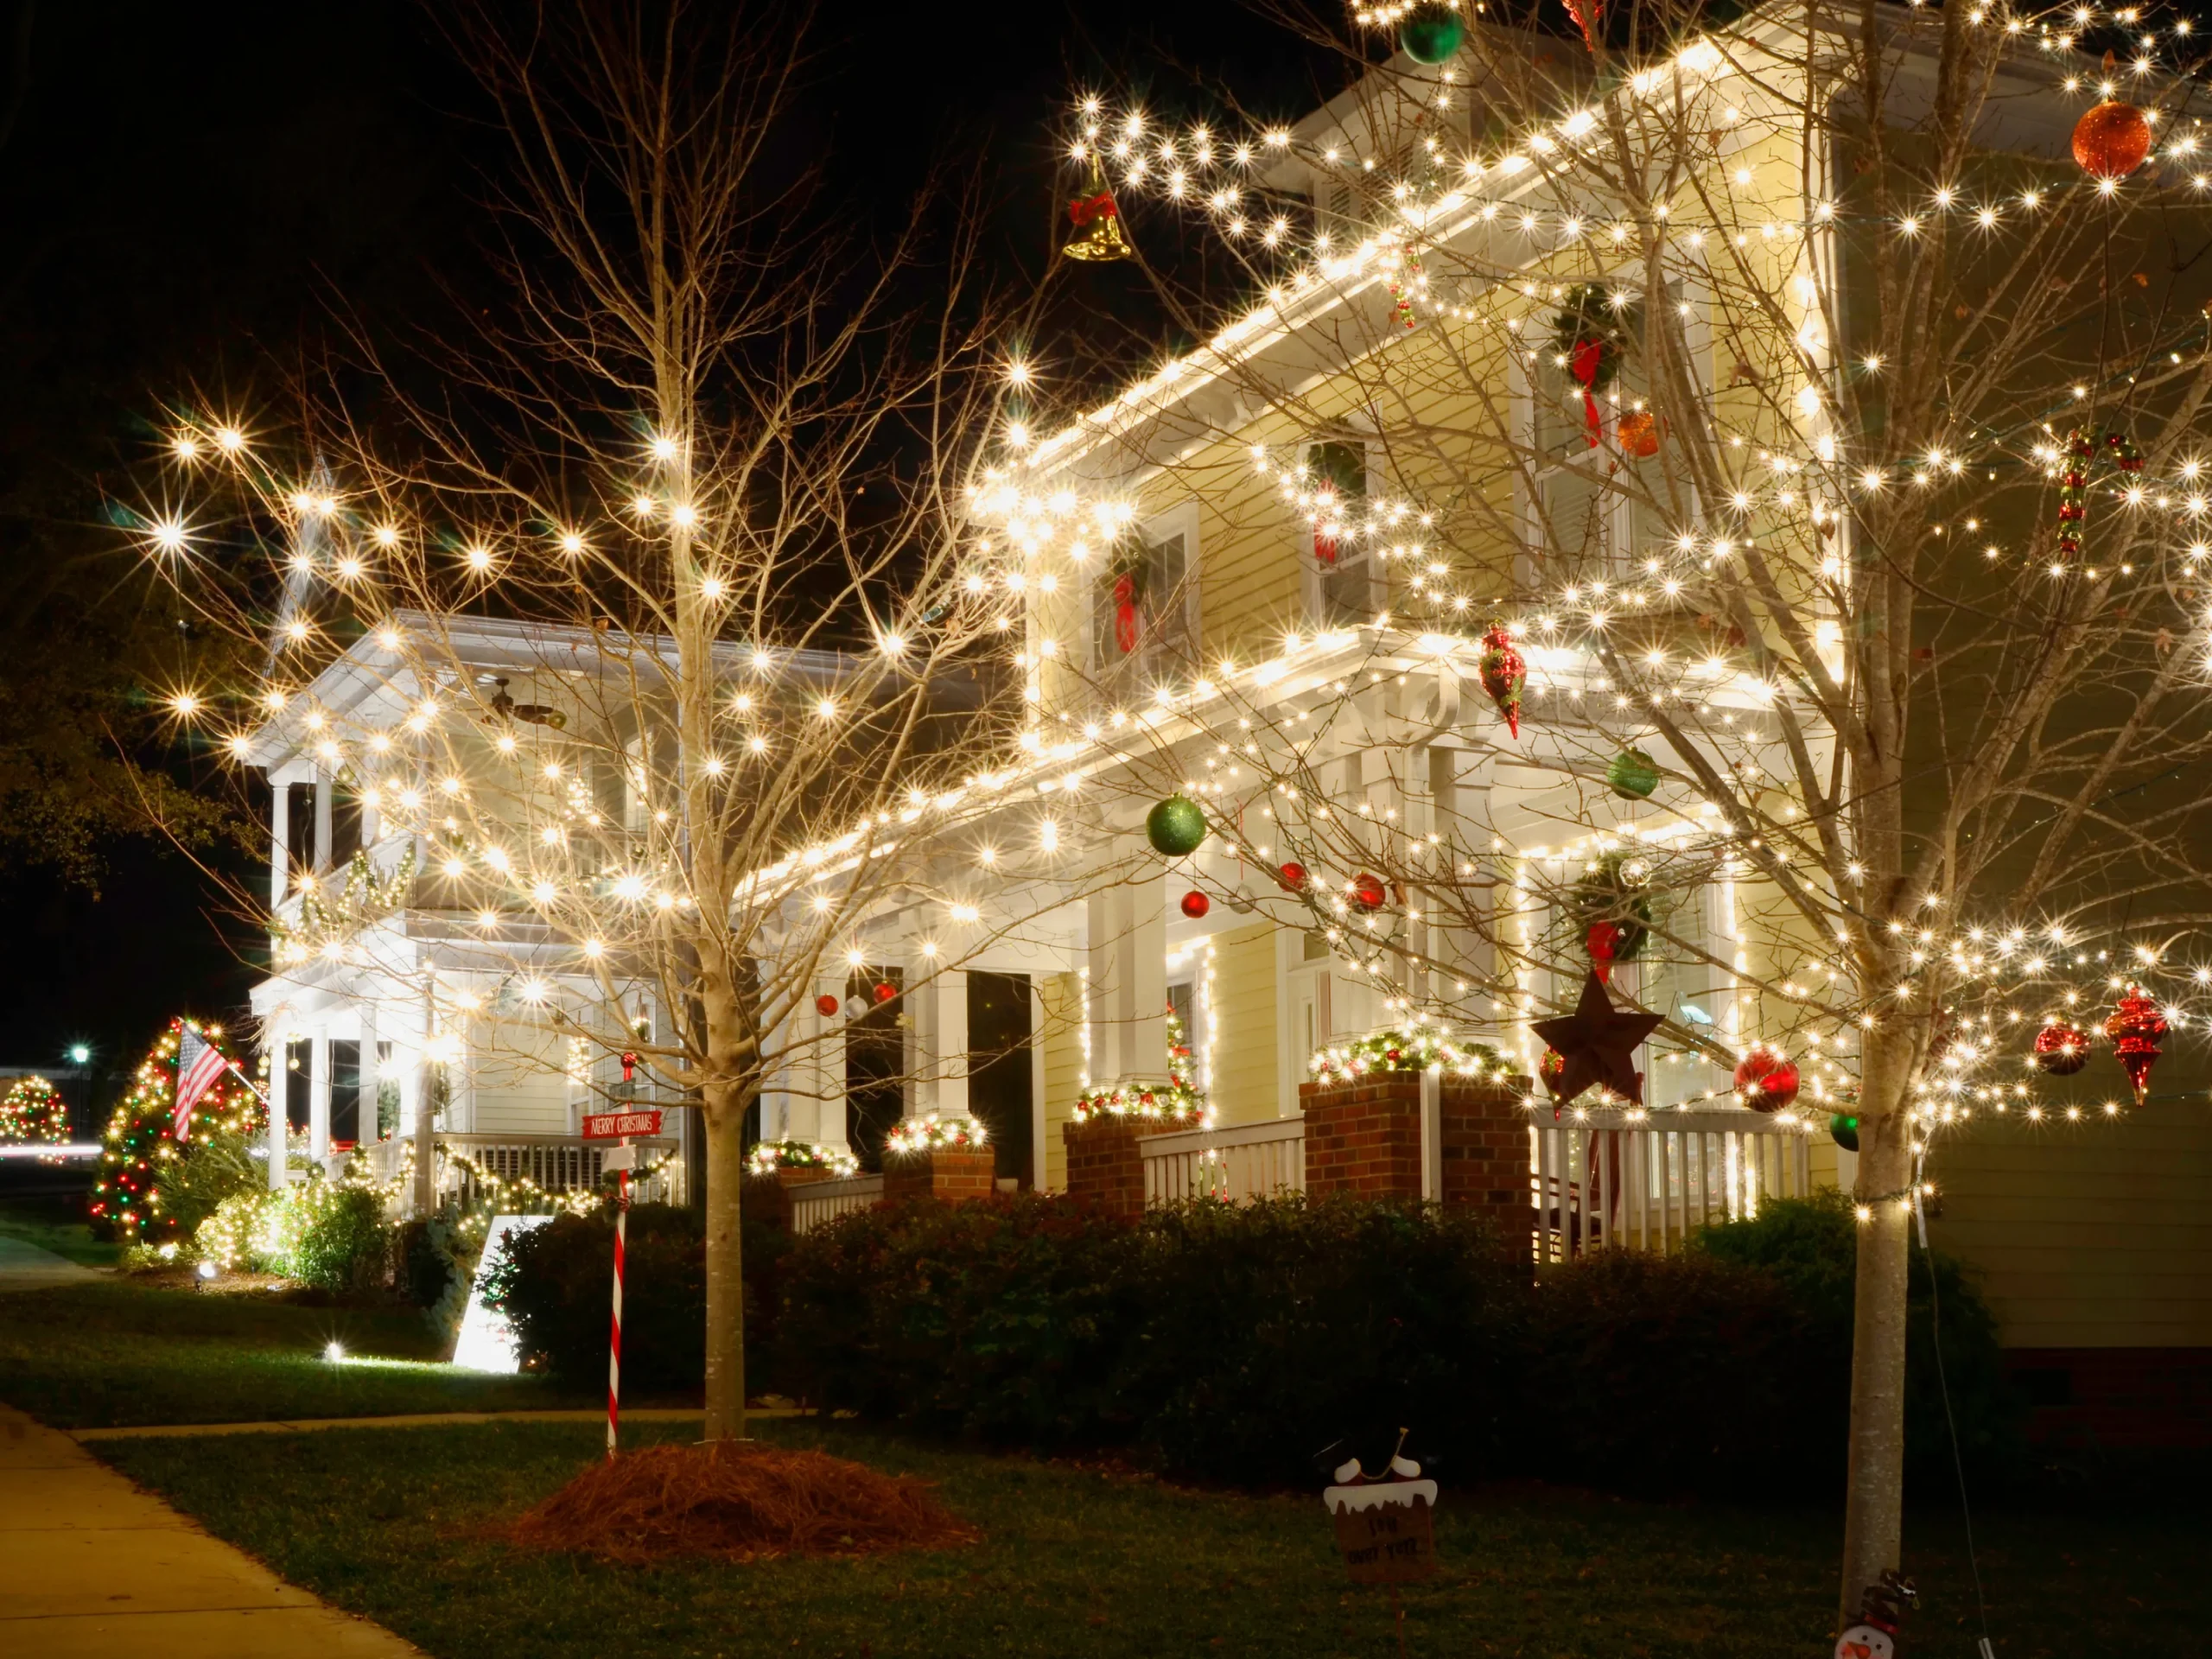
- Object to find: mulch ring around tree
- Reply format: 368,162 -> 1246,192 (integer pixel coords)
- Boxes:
506,1441 -> 981,1565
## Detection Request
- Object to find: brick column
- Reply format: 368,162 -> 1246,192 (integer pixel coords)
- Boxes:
1300,1077 -> 1423,1199
881,1145 -> 996,1205
1300,1074 -> 1529,1217
1063,1116 -> 1187,1218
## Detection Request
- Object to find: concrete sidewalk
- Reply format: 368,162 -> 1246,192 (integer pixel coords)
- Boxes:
0,1233 -> 101,1290
0,1403 -> 423,1656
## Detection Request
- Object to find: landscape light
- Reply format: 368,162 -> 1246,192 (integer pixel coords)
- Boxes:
324,1340 -> 346,1363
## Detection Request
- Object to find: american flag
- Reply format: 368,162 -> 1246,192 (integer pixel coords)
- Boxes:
173,1028 -> 228,1142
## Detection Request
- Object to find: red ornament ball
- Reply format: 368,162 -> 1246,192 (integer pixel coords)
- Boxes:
1617,409 -> 1661,459
2031,1021 -> 2089,1077
2073,100 -> 2152,181
873,982 -> 898,1004
1351,872 -> 1387,912
1180,890 -> 1211,919
1733,1045 -> 1800,1113
1277,861 -> 1309,892
815,994 -> 841,1018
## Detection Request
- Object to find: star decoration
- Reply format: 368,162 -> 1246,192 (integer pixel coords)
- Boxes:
1532,969 -> 1664,1109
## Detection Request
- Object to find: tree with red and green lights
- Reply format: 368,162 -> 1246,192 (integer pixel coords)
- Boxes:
88,1018 -> 261,1244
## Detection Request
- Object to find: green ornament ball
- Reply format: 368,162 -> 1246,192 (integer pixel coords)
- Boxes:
1146,795 -> 1208,859
1606,747 -> 1660,800
1398,7 -> 1466,66
1829,1113 -> 1859,1153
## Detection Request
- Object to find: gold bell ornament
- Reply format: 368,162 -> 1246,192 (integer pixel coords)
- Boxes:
1060,159 -> 1133,263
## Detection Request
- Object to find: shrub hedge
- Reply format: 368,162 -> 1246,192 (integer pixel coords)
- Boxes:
486,1189 -> 2021,1497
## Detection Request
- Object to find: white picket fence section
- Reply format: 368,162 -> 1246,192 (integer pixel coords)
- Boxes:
354,1132 -> 683,1211
790,1173 -> 887,1234
1529,1108 -> 1814,1261
1141,1116 -> 1307,1206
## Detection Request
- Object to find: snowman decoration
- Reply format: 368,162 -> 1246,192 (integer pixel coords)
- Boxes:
1835,1570 -> 1916,1659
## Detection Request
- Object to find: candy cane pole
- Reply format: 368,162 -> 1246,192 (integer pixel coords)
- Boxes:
607,1052 -> 636,1459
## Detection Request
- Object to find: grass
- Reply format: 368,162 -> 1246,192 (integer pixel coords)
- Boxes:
0,1185 -> 123,1268
0,1278 -> 571,1427
94,1417 -> 2210,1659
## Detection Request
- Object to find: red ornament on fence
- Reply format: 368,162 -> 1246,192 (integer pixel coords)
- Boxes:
1733,1045 -> 1801,1113
2104,986 -> 2167,1105
1180,890 -> 1211,919
2031,1021 -> 2089,1077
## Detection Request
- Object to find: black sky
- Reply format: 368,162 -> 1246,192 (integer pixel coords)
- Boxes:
0,2 -> 1342,1103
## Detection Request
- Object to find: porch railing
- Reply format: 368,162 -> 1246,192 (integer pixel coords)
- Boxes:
354,1132 -> 683,1211
1141,1116 -> 1307,1207
790,1173 -> 886,1235
1530,1108 -> 1814,1262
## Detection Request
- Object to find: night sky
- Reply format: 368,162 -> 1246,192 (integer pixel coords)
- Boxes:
0,2 -> 1342,1107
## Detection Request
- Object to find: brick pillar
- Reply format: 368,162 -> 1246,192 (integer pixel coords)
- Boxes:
882,1145 -> 996,1205
1437,1078 -> 1533,1232
742,1164 -> 842,1230
1300,1077 -> 1423,1199
1063,1116 -> 1185,1218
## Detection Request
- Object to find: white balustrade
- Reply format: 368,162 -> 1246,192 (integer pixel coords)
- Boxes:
433,1132 -> 684,1210
1529,1108 -> 1814,1262
790,1173 -> 887,1234
1141,1116 -> 1307,1207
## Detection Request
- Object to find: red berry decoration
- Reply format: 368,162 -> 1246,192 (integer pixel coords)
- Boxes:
1478,623 -> 1526,739
2073,99 -> 2152,181
1733,1044 -> 1800,1113
874,982 -> 898,1004
1277,861 -> 1309,892
1180,889 -> 1211,919
1351,872 -> 1386,912
2031,1020 -> 2089,1077
2104,985 -> 2167,1105
815,994 -> 841,1018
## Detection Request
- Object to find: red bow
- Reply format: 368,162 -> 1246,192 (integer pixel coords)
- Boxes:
1570,338 -> 1605,447
1068,192 -> 1118,228
1113,572 -> 1140,653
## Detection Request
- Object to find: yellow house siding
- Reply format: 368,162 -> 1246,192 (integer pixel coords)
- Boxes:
1929,1103 -> 2212,1349
1208,921 -> 1281,1124
1038,970 -> 1085,1193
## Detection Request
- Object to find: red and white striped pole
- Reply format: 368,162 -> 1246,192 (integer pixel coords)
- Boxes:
607,1052 -> 635,1459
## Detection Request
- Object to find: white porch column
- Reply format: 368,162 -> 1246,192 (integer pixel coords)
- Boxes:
910,963 -> 969,1119
308,1034 -> 331,1164
412,982 -> 438,1217
266,1034 -> 289,1190
314,775 -> 334,874
1086,850 -> 1166,1085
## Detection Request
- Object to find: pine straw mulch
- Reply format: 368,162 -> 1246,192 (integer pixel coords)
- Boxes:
506,1440 -> 981,1565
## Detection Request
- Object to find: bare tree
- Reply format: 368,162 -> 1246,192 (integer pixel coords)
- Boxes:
990,0 -> 2212,1617
137,3 -> 1051,1442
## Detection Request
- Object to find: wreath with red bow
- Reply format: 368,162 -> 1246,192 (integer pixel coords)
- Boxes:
1550,283 -> 1637,447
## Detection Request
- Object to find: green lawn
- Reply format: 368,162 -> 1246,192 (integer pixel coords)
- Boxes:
93,1418 -> 2206,1658
0,1186 -> 123,1268
0,1279 -> 572,1427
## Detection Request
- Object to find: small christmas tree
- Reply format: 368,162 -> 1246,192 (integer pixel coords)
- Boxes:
89,1019 -> 261,1245
0,1075 -> 68,1147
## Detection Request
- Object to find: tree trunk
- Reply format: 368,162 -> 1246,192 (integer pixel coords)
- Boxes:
1838,1035 -> 1914,1623
700,1100 -> 747,1441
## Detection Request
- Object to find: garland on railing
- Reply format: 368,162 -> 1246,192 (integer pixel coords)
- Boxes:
884,1113 -> 989,1156
747,1138 -> 861,1178
1308,1027 -> 1512,1087
271,847 -> 415,966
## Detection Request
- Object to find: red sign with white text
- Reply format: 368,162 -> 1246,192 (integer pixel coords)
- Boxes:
582,1108 -> 663,1141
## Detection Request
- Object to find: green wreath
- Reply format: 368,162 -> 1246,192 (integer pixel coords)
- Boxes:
1549,283 -> 1638,392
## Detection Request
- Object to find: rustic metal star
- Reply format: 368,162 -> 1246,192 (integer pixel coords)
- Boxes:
1531,969 -> 1665,1109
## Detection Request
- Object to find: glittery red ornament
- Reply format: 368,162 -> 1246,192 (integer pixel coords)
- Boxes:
2032,1020 -> 2089,1077
1351,872 -> 1386,911
2072,100 -> 2152,181
816,994 -> 841,1018
2103,986 -> 2166,1105
1616,409 -> 1660,459
1180,889 -> 1210,919
1478,624 -> 1526,738
1277,861 -> 1308,892
1733,1045 -> 1800,1113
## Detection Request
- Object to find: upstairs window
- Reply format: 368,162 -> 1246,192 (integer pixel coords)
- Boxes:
1092,524 -> 1195,692
1306,439 -> 1379,626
